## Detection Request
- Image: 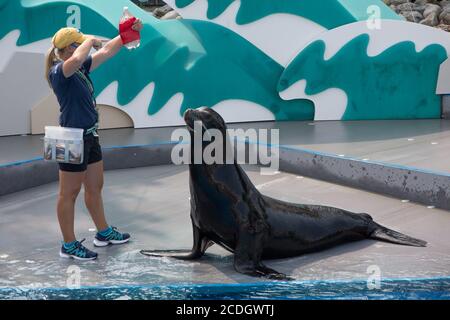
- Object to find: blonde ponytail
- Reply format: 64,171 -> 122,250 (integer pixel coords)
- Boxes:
45,46 -> 58,88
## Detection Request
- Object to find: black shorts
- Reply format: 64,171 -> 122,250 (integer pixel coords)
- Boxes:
58,134 -> 103,172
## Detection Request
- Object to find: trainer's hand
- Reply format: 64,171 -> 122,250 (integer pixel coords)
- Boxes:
132,18 -> 143,32
85,35 -> 103,50
92,38 -> 103,51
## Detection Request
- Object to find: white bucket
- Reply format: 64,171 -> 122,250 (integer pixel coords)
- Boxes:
44,126 -> 84,164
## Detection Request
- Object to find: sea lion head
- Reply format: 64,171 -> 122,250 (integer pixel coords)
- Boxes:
183,107 -> 230,164
183,107 -> 227,134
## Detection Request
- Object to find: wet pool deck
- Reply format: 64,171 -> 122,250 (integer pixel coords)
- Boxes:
1,165 -> 449,290
1,119 -> 450,298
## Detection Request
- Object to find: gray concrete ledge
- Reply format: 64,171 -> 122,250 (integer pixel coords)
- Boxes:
0,160 -> 59,197
0,143 -> 177,196
1,142 -> 449,211
279,147 -> 450,211
443,95 -> 450,119
102,143 -> 176,171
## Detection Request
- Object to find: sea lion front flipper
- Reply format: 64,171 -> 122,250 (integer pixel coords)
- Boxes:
254,265 -> 294,281
140,223 -> 213,260
234,250 -> 292,281
233,228 -> 293,281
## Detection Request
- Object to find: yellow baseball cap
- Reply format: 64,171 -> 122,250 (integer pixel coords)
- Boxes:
52,27 -> 87,49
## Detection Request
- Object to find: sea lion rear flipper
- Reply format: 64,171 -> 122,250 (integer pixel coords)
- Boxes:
140,223 -> 213,260
369,223 -> 427,247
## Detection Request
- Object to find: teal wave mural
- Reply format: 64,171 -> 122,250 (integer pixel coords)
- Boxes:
0,0 -> 314,120
1,0 -> 444,123
175,0 -> 401,29
92,19 -> 313,119
278,34 -> 447,120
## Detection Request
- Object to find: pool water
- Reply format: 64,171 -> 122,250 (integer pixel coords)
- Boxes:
2,277 -> 450,300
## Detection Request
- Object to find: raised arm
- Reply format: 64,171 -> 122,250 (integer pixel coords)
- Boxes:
62,37 -> 96,78
90,18 -> 143,72
90,36 -> 123,72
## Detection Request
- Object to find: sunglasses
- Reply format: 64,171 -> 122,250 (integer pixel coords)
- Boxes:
70,42 -> 81,49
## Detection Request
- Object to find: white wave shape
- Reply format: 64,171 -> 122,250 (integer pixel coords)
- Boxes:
95,81 -> 179,128
212,100 -> 275,123
279,80 -> 347,121
300,20 -> 450,61
96,81 -> 275,128
0,30 -> 51,73
164,0 -> 327,66
288,20 -> 450,94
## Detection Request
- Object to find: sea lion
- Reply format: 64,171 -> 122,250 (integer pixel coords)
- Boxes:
141,107 -> 426,280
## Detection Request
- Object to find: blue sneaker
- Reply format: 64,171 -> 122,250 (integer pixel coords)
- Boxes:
93,226 -> 131,247
59,239 -> 98,261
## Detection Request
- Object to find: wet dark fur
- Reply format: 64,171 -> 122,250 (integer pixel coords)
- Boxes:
141,107 -> 426,280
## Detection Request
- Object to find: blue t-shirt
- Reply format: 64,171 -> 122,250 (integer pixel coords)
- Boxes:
48,56 -> 98,130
